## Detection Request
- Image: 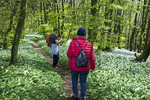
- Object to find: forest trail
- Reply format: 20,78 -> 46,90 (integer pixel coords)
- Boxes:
33,40 -> 90,100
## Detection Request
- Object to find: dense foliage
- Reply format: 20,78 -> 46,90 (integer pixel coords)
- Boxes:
88,50 -> 150,99
1,0 -> 150,52
0,37 -> 66,100
38,39 -> 150,100
0,0 -> 149,62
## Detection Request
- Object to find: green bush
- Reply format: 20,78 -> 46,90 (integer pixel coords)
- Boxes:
38,24 -> 53,39
0,37 -> 67,100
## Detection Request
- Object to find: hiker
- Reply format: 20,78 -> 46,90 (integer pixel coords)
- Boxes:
67,28 -> 95,100
49,28 -> 62,68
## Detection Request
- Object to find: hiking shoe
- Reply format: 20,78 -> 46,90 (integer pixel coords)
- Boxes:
70,94 -> 79,100
80,97 -> 86,100
54,66 -> 58,69
52,66 -> 58,68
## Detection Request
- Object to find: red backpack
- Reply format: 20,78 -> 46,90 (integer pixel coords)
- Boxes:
46,34 -> 52,47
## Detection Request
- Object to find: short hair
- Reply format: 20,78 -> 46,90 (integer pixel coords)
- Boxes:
53,28 -> 58,32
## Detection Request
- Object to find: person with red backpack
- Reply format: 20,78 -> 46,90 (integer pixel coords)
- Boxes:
67,28 -> 95,100
48,28 -> 62,68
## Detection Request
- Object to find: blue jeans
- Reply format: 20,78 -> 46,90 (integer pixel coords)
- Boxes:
53,51 -> 59,67
71,70 -> 89,98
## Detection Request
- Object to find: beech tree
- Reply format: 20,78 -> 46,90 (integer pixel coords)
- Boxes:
135,2 -> 150,62
10,0 -> 27,64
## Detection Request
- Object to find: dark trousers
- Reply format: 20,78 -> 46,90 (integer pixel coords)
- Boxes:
71,70 -> 89,98
53,51 -> 59,67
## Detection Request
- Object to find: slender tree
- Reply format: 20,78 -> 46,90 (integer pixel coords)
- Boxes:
82,0 -> 86,27
43,1 -> 48,24
10,0 -> 27,64
134,1 -> 150,62
88,0 -> 98,43
61,0 -> 65,36
138,0 -> 149,52
143,0 -> 150,49
3,0 -> 20,50
129,0 -> 140,51
56,0 -> 61,37
40,1 -> 44,24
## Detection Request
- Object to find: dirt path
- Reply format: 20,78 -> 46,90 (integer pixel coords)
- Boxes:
33,40 -> 90,100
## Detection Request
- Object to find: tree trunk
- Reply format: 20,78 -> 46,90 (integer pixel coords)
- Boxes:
138,0 -> 149,52
129,0 -> 140,51
127,12 -> 132,50
113,9 -> 122,49
144,26 -> 149,49
129,13 -> 138,51
10,0 -> 27,64
117,24 -> 121,49
88,0 -> 98,43
3,0 -> 20,50
43,2 -> 46,24
0,31 -> 4,48
40,2 -> 43,24
70,0 -> 75,28
56,0 -> 60,37
47,0 -> 52,14
144,0 -> 150,49
73,0 -> 75,22
68,0 -> 72,7
43,2 -> 48,24
106,0 -> 115,44
135,41 -> 150,62
134,37 -> 137,51
82,0 -> 86,27
135,9 -> 150,62
134,16 -> 141,51
61,0 -> 64,36
53,0 -> 56,13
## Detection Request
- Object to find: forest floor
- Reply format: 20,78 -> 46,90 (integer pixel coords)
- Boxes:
33,40 -> 90,100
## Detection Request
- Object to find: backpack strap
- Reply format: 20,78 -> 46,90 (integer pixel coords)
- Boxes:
75,40 -> 88,51
48,34 -> 52,44
75,40 -> 81,51
83,42 -> 89,51
49,33 -> 53,40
